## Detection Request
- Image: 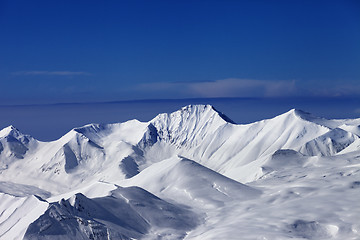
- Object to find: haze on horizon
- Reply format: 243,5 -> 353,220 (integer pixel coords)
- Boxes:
0,0 -> 359,105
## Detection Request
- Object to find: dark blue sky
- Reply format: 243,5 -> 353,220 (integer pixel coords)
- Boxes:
1,0 -> 359,104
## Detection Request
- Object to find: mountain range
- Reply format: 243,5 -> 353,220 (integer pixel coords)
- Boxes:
0,105 -> 359,239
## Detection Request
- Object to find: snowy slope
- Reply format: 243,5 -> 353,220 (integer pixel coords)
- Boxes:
25,187 -> 200,240
185,152 -> 360,240
121,155 -> 261,208
0,105 -> 359,239
0,193 -> 48,240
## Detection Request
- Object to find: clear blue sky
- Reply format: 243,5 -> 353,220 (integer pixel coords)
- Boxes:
0,0 -> 359,104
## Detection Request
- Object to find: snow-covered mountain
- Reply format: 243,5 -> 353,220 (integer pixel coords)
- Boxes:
0,105 -> 359,239
0,126 -> 39,169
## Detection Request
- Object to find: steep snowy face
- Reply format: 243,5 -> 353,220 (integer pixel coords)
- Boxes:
0,193 -> 48,240
0,126 -> 38,169
298,128 -> 358,156
150,105 -> 232,148
24,187 -> 200,240
40,130 -> 106,175
339,124 -> 360,137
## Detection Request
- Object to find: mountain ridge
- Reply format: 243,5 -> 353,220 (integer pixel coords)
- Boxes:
0,105 -> 360,239
1,105 -> 359,185
3,105 -> 359,142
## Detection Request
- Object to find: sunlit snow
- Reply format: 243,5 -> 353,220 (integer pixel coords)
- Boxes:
0,105 -> 359,239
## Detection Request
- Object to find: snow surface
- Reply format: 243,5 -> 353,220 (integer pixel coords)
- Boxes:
0,104 -> 359,239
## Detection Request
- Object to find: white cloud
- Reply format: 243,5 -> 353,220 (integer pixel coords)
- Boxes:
136,78 -> 297,98
188,78 -> 296,97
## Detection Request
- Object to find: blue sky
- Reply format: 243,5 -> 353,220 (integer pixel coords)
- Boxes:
0,0 -> 359,104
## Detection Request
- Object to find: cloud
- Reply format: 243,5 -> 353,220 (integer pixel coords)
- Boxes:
13,71 -> 91,76
136,78 -> 297,98
188,78 -> 296,97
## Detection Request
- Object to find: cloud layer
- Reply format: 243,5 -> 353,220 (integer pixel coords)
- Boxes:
136,78 -> 297,98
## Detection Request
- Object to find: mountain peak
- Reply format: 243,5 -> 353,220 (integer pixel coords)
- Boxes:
284,109 -> 339,129
178,104 -> 212,114
278,109 -> 320,123
148,104 -> 233,147
0,125 -> 22,138
292,109 -> 313,119
154,104 -> 235,124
